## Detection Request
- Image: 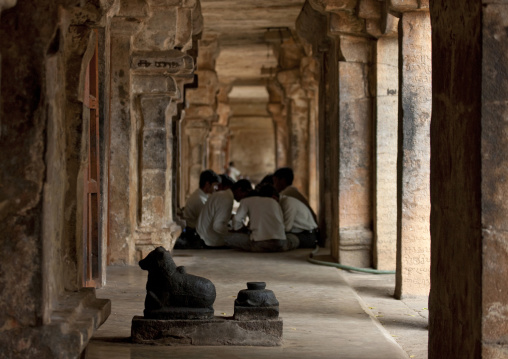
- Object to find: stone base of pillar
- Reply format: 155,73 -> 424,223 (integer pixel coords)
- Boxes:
135,223 -> 183,261
338,228 -> 373,268
131,316 -> 283,346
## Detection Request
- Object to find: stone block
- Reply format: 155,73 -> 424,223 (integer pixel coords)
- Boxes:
141,170 -> 166,197
132,74 -> 178,95
338,62 -> 368,101
142,129 -> 167,169
339,35 -> 373,63
131,316 -> 283,346
358,0 -> 381,19
339,228 -> 373,268
140,96 -> 171,128
329,11 -> 365,35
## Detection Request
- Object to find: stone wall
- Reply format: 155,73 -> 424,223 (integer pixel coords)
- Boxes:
0,1 -> 113,357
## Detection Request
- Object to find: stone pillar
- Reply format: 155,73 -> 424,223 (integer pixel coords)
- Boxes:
373,14 -> 399,270
109,0 -> 202,263
335,34 -> 375,267
109,21 -> 138,264
394,10 -> 432,298
182,120 -> 211,195
208,124 -> 228,174
296,0 -> 339,249
301,55 -> 320,214
276,68 -> 310,196
430,2 -> 508,357
267,80 -> 289,168
180,33 -> 220,197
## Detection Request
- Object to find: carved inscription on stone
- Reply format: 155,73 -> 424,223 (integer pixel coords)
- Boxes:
397,11 -> 432,297
131,51 -> 194,74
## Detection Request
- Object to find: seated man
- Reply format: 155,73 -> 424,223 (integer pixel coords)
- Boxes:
273,167 -> 314,213
225,184 -> 298,252
175,169 -> 221,249
279,195 -> 319,248
197,177 -> 252,248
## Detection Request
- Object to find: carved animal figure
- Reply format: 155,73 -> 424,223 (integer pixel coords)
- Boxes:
139,246 -> 216,313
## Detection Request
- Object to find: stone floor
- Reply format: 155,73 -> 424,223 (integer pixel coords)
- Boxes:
84,248 -> 428,359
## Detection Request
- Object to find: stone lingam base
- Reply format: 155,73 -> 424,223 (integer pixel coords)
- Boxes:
131,315 -> 283,346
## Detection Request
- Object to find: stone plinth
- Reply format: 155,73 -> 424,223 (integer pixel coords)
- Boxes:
131,316 -> 283,346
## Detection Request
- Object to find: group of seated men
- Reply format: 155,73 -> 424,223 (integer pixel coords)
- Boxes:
174,167 -> 319,252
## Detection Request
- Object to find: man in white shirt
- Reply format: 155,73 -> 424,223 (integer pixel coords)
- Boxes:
197,178 -> 252,248
226,161 -> 241,181
175,169 -> 221,249
225,185 -> 298,252
279,195 -> 319,248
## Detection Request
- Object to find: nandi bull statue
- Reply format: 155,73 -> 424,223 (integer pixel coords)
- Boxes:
139,246 -> 216,319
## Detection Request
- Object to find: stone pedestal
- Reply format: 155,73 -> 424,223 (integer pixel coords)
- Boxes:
131,316 -> 283,346
395,11 -> 432,299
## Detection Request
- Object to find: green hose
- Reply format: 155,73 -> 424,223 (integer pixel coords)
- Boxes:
307,246 -> 396,274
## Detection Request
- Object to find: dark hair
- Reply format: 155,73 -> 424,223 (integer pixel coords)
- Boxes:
199,169 -> 221,188
229,161 -> 234,166
257,183 -> 279,199
259,174 -> 273,186
219,174 -> 235,188
231,179 -> 252,192
273,167 -> 294,185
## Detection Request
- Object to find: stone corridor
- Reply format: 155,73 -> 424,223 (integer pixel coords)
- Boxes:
2,0 -> 508,358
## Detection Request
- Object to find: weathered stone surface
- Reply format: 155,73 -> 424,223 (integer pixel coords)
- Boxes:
208,124 -> 229,174
109,32 -> 136,264
131,50 -> 194,74
309,0 -> 357,13
358,0 -> 381,20
395,11 -> 431,299
339,229 -> 373,268
329,11 -> 365,35
388,0 -> 419,14
131,316 -> 283,346
481,5 -> 508,352
374,37 -> 398,271
185,70 -> 219,105
428,2 -> 483,357
336,39 -> 374,266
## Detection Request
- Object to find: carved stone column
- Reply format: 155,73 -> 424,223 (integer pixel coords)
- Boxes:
277,68 -> 310,197
208,124 -> 228,174
109,0 -> 202,264
109,20 -> 139,264
182,52 -> 219,198
335,33 -> 375,267
393,8 -> 432,298
182,119 -> 211,195
267,80 -> 289,168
